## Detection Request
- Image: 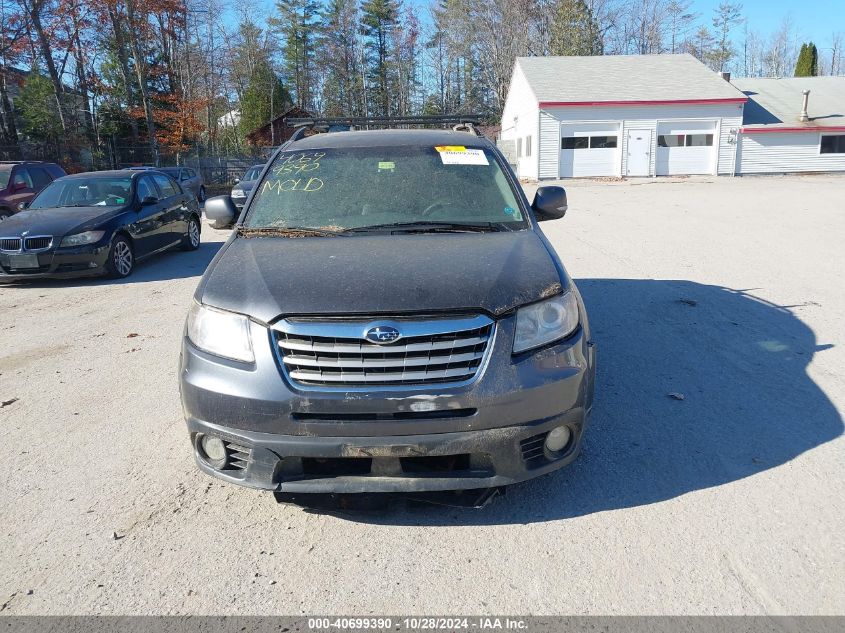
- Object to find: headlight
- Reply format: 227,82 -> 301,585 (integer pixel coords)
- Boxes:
60,231 -> 105,247
513,292 -> 580,354
186,302 -> 254,363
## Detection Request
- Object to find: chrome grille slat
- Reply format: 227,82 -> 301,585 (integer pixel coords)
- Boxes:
282,350 -> 485,369
275,317 -> 494,387
289,366 -> 479,383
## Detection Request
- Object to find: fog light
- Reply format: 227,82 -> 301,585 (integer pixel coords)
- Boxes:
544,425 -> 572,453
200,434 -> 227,468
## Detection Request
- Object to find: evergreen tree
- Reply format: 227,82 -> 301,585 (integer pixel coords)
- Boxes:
549,0 -> 603,57
239,61 -> 291,136
794,42 -> 819,76
271,0 -> 321,111
16,73 -> 63,150
319,0 -> 364,116
361,0 -> 401,115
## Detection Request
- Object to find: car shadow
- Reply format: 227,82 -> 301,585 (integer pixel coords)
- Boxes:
282,279 -> 842,524
3,240 -> 224,288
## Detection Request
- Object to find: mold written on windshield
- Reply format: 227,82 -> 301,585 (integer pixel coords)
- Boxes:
263,152 -> 326,194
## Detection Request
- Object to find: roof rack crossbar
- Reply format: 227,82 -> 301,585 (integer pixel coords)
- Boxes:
285,115 -> 483,128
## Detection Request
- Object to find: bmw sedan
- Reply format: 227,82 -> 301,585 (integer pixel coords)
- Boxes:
0,170 -> 201,281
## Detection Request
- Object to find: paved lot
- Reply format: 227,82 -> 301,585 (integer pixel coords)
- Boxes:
1,174 -> 843,615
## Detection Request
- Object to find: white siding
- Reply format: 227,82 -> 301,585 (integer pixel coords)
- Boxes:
537,102 -> 744,179
500,65 -> 540,179
738,132 -> 845,174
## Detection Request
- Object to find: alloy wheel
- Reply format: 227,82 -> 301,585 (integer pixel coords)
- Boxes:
114,240 -> 133,276
189,220 -> 200,247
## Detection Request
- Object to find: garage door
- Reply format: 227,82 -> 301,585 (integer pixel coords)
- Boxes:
656,121 -> 717,175
559,124 -> 620,177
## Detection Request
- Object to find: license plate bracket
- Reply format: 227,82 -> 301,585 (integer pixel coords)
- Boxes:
8,253 -> 40,269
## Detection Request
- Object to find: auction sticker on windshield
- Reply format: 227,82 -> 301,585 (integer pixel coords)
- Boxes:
435,146 -> 489,166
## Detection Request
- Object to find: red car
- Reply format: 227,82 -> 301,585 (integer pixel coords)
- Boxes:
0,161 -> 67,222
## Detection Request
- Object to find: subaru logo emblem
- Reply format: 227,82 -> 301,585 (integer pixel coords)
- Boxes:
365,326 -> 401,344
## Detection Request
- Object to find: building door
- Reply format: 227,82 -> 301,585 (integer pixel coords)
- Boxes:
559,123 -> 620,178
656,121 -> 717,175
626,129 -> 651,176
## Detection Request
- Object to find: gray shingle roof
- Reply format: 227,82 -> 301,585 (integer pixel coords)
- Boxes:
732,76 -> 845,129
516,54 -> 747,103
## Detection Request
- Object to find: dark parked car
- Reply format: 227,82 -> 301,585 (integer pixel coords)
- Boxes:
0,161 -> 66,221
182,125 -> 594,497
0,170 -> 201,281
159,167 -> 206,202
229,164 -> 265,213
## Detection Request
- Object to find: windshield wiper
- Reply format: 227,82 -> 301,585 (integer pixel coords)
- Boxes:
347,221 -> 507,234
237,226 -> 349,238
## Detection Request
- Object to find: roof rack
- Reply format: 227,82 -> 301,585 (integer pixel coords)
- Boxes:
283,114 -> 484,145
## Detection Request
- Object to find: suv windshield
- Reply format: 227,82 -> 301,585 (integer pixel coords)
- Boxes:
30,177 -> 132,209
244,145 -> 527,232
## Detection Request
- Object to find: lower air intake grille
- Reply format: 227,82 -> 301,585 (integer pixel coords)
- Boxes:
520,432 -> 549,469
225,442 -> 251,471
274,315 -> 494,387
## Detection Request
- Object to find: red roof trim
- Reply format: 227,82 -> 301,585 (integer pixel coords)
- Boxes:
538,97 -> 748,107
741,126 -> 845,134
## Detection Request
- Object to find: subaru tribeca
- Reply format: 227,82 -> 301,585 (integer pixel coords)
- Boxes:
180,124 -> 595,495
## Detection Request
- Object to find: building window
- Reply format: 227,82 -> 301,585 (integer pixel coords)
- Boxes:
516,138 -> 522,157
525,136 -> 532,157
590,136 -> 618,148
820,135 -> 845,154
561,137 -> 589,150
659,134 -> 713,147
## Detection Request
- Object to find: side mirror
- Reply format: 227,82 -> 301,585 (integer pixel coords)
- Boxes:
233,177 -> 241,184
531,186 -> 568,221
205,195 -> 238,228
13,181 -> 28,192
17,201 -> 30,211
141,195 -> 159,206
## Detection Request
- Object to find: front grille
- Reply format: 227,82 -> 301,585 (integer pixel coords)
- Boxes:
0,238 -> 21,251
274,316 -> 494,387
24,236 -> 52,250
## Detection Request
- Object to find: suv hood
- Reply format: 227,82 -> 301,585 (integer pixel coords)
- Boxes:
200,231 -> 563,322
0,207 -> 122,237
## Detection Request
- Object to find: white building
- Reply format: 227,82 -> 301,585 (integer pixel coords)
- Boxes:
732,77 -> 845,174
500,54 -> 747,180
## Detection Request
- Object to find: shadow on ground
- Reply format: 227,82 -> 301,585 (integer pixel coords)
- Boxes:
282,279 -> 842,524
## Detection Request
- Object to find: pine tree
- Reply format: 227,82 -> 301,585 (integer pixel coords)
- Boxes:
16,73 -> 63,150
271,0 -> 321,110
794,42 -> 819,76
239,61 -> 291,136
549,0 -> 603,57
361,0 -> 401,115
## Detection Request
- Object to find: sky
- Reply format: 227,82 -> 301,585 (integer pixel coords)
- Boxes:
690,0 -> 843,48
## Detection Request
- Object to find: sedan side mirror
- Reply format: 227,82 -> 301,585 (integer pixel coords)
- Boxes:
205,195 -> 238,229
17,201 -> 30,211
531,186 -> 568,222
141,195 -> 159,206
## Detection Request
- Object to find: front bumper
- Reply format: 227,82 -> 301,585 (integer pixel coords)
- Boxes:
180,315 -> 596,493
0,244 -> 109,281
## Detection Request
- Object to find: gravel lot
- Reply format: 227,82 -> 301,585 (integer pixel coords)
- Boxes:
1,174 -> 843,615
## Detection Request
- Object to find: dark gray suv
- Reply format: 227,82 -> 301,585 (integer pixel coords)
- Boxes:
180,124 -> 595,496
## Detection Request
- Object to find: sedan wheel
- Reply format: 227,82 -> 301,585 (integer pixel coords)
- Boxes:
107,237 -> 134,278
181,217 -> 201,251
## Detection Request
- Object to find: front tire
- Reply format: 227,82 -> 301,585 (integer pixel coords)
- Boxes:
106,235 -> 134,279
0,209 -> 10,222
181,217 -> 201,251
